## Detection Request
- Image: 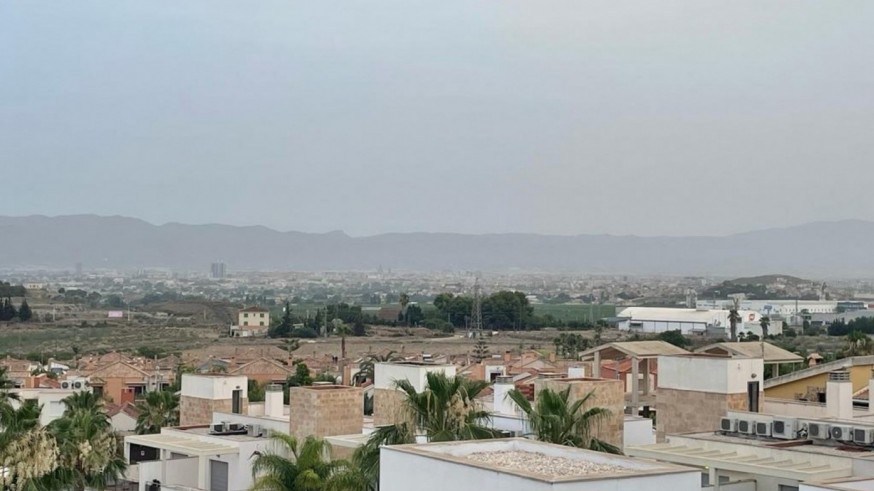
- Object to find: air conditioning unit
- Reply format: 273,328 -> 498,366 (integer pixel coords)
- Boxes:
755,421 -> 772,437
720,418 -> 737,433
854,428 -> 874,445
808,422 -> 830,440
73,382 -> 82,389
210,423 -> 224,434
61,382 -> 70,389
831,424 -> 854,442
771,418 -> 798,440
247,424 -> 263,437
737,420 -> 756,435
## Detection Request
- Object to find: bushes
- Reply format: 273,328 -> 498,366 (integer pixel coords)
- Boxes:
290,327 -> 318,339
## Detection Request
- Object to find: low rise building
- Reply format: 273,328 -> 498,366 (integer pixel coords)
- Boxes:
380,438 -> 701,491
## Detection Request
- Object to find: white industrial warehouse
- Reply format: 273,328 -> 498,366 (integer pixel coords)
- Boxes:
613,307 -> 774,336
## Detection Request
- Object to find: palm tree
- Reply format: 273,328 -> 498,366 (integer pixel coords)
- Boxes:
846,330 -> 874,357
398,293 -> 410,324
507,386 -> 621,454
135,390 -> 179,434
48,410 -> 127,491
333,319 -> 351,363
344,372 -> 500,490
61,390 -> 105,418
728,308 -> 741,342
355,351 -> 401,385
0,400 -> 60,491
759,316 -> 771,339
250,433 -> 338,491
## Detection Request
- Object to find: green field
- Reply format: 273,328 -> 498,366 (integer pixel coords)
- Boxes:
532,304 -> 616,322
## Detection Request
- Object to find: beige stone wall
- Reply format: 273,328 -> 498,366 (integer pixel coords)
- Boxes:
373,388 -> 408,427
656,389 -> 759,441
179,396 -> 249,426
535,378 -> 625,449
290,386 -> 363,440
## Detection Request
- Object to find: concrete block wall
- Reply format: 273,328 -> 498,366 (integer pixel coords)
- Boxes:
290,385 -> 363,440
180,396 -> 249,426
535,378 -> 625,449
656,389 -> 756,441
373,388 -> 409,427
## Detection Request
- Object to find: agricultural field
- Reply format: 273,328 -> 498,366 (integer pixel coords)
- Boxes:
532,304 -> 616,322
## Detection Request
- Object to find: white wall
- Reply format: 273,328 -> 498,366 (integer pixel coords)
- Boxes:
137,457 -> 200,491
802,478 -> 874,491
182,374 -> 248,400
380,440 -> 700,491
374,363 -> 455,391
659,356 -> 763,394
624,416 -> 655,449
111,412 -> 137,433
12,389 -> 75,426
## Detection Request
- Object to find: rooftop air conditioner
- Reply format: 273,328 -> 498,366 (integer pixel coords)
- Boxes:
808,422 -> 830,440
831,424 -> 854,442
771,418 -> 798,440
755,421 -> 772,437
248,424 -> 263,437
738,420 -> 756,435
61,382 -> 70,389
210,423 -> 224,434
720,418 -> 737,433
73,381 -> 82,389
854,428 -> 874,445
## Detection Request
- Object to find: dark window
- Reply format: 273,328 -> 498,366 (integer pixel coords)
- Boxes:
748,381 -> 760,412
232,389 -> 242,414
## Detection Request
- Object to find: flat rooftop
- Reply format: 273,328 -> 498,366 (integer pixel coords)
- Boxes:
385,438 -> 693,482
685,431 -> 874,459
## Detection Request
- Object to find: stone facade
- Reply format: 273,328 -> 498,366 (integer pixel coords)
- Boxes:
656,388 -> 759,441
180,396 -> 249,426
535,377 -> 625,449
373,388 -> 409,427
290,385 -> 363,440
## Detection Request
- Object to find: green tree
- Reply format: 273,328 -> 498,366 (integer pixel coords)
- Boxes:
507,386 -> 621,454
49,410 -> 127,491
135,390 -> 180,434
334,319 -> 351,362
759,316 -> 771,339
47,392 -> 126,490
472,339 -> 489,362
349,372 -> 499,489
656,330 -> 689,348
398,293 -> 410,321
17,299 -> 32,322
250,433 -> 338,491
405,304 -> 424,326
288,363 -> 313,387
248,380 -> 266,403
269,301 -> 294,338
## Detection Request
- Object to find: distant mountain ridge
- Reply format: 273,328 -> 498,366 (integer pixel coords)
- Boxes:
1,215 -> 873,277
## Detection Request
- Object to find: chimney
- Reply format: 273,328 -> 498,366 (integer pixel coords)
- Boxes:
493,376 -> 518,415
264,384 -> 284,419
827,369 -> 853,420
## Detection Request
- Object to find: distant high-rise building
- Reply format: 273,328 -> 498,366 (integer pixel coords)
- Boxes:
210,261 -> 226,279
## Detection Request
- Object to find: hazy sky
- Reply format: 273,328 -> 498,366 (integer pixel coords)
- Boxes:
2,2 -> 874,237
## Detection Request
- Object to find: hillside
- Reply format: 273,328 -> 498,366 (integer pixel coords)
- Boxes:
1,215 -> 874,277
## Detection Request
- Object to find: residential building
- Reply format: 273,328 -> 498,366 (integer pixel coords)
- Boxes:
229,306 -> 270,337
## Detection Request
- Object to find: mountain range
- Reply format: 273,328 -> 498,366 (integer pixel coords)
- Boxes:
0,215 -> 871,277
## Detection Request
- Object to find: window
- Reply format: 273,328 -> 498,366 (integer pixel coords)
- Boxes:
232,389 -> 242,414
243,321 -> 248,326
244,313 -> 249,318
259,321 -> 264,326
778,486 -> 799,491
260,313 -> 265,318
